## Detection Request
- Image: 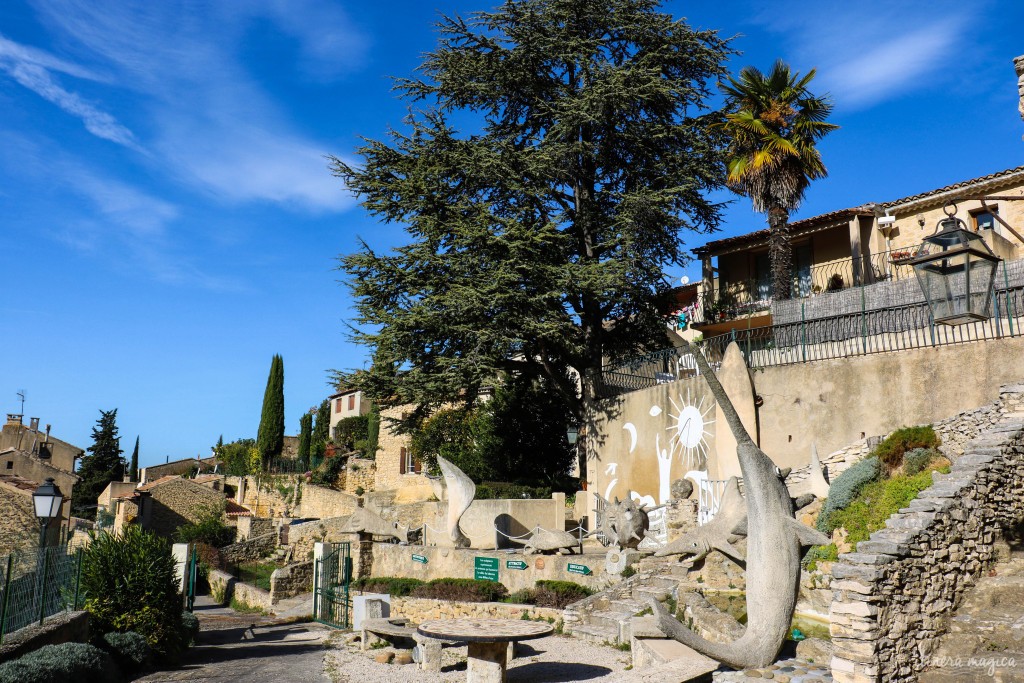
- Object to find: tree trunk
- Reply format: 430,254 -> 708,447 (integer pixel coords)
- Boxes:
768,206 -> 792,301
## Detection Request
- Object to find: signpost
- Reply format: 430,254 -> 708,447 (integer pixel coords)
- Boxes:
474,556 -> 500,582
567,563 -> 592,576
506,560 -> 528,571
412,554 -> 428,565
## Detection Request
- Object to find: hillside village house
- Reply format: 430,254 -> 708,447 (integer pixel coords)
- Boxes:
687,166 -> 1024,336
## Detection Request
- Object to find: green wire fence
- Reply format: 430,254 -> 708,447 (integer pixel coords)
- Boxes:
0,545 -> 84,644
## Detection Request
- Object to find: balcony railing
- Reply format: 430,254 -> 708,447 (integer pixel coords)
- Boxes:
675,244 -> 930,328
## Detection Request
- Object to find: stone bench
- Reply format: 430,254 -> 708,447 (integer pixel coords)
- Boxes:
360,617 -> 418,650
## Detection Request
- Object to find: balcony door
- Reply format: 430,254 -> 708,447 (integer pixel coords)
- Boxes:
793,244 -> 812,298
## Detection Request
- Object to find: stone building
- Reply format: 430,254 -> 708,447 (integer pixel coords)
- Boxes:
124,475 -> 227,538
0,474 -> 44,554
0,414 -> 84,475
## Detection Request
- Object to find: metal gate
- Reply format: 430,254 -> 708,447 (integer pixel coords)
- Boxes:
185,546 -> 198,613
313,542 -> 351,629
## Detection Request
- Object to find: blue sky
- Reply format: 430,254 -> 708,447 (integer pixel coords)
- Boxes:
2,0 -> 1022,467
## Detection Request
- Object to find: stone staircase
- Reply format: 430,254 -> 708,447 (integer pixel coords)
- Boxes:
564,560 -> 699,645
920,556 -> 1024,682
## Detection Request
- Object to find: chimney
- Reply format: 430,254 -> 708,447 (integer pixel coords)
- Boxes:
1016,55 -> 1024,123
5,414 -> 22,428
29,417 -> 40,431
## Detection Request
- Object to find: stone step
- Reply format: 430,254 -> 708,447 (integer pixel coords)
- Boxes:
610,598 -> 646,614
649,575 -> 682,590
588,610 -> 635,631
570,623 -> 621,646
633,586 -> 671,603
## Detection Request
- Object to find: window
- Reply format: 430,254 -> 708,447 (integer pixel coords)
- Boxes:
5,461 -> 12,470
971,206 -> 998,231
348,394 -> 355,411
335,398 -> 342,413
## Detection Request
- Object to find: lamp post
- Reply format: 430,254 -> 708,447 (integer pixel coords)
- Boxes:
909,204 -> 1001,326
33,477 -> 64,548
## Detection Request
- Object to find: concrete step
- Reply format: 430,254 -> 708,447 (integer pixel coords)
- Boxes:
633,586 -> 671,603
610,598 -> 646,614
570,623 -> 620,646
588,610 -> 635,631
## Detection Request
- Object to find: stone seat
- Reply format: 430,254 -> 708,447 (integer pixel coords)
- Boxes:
360,617 -> 417,650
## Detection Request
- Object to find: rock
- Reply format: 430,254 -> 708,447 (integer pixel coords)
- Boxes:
393,652 -> 414,665
374,651 -> 395,664
671,478 -> 693,500
795,637 -> 834,664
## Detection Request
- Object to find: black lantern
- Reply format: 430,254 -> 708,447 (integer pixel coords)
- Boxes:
566,424 -> 579,445
33,477 -> 64,521
909,204 -> 1001,326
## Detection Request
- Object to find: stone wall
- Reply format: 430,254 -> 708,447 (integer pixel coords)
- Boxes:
388,596 -> 562,624
297,484 -> 359,519
828,388 -> 1024,683
365,542 -> 613,594
208,568 -> 272,612
338,457 -> 376,495
0,611 -> 90,664
374,406 -> 432,492
270,560 -> 314,603
219,530 -> 279,566
0,480 -> 38,555
230,475 -> 305,518
235,516 -> 275,542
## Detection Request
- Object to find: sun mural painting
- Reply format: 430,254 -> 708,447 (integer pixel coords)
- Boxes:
666,386 -> 714,469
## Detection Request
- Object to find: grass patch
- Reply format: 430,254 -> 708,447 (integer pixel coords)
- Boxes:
234,561 -> 276,592
230,597 -> 267,614
829,466 -> 947,547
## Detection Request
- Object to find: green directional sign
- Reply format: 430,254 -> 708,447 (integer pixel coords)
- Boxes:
474,556 -> 500,582
412,554 -> 428,565
567,563 -> 592,576
506,560 -> 528,571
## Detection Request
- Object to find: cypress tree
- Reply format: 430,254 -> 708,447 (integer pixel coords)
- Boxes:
256,354 -> 285,465
310,399 -> 331,462
74,409 -> 125,519
298,412 -> 313,468
129,436 -> 140,482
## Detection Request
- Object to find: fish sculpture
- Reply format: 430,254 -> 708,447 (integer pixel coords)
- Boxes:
593,494 -> 651,550
437,455 -> 474,548
648,341 -> 831,669
340,507 -> 409,544
654,476 -> 746,565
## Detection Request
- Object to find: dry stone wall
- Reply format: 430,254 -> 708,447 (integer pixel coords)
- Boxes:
219,530 -> 278,565
270,560 -> 313,603
297,483 -> 358,519
829,385 -> 1024,683
388,596 -> 562,624
288,516 -> 354,560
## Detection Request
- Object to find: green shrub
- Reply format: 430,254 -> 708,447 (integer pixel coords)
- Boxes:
475,482 -> 553,500
181,611 -> 200,646
333,415 -> 369,453
311,455 -> 346,487
0,643 -> 121,683
830,467 -> 946,549
802,543 -> 839,571
81,526 -> 185,659
351,576 -> 425,596
529,580 -> 593,608
903,447 -> 941,476
175,504 -> 234,548
100,631 -> 151,675
620,565 -> 636,579
874,425 -> 940,473
412,578 -> 509,603
817,456 -> 881,536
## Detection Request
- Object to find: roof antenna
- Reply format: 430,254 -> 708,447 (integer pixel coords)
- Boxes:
16,389 -> 25,416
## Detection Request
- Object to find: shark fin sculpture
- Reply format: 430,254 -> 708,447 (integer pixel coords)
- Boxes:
437,455 -> 474,548
654,476 -> 747,565
648,341 -> 830,670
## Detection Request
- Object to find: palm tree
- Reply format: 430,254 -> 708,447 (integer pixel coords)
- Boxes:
718,60 -> 839,301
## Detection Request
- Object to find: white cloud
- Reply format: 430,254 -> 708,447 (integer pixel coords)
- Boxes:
749,2 -> 976,110
0,34 -> 139,148
23,0 -> 363,212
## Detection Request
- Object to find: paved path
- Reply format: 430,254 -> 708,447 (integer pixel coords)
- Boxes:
136,595 -> 330,683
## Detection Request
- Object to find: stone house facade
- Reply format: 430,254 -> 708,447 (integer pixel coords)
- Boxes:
0,475 -> 43,554
1,414 -> 83,475
1,447 -> 78,525
133,476 -> 227,538
373,406 -> 431,494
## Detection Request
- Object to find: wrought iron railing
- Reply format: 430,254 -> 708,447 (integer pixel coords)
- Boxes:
605,282 -> 1023,397
674,243 -> 931,328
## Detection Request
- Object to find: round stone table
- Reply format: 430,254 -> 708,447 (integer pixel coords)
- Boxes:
417,618 -> 553,683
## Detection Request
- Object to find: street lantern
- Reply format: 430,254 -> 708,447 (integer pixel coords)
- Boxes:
33,477 -> 64,521
566,424 -> 579,445
910,204 -> 1001,326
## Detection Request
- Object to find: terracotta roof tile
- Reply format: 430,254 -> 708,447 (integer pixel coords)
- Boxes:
883,166 -> 1024,208
225,499 -> 251,517
136,475 -> 183,492
695,206 -> 874,255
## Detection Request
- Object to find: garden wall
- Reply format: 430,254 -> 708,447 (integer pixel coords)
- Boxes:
219,531 -> 278,565
208,568 -> 273,612
388,596 -> 561,624
0,611 -> 90,664
270,560 -> 314,603
361,543 -> 613,594
829,386 -> 1024,683
288,516 -> 354,560
297,484 -> 359,520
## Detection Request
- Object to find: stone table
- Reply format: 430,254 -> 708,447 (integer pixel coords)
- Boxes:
417,618 -> 553,683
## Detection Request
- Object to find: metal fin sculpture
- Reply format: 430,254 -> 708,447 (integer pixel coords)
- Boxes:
654,476 -> 747,565
648,341 -> 830,669
437,455 -> 474,548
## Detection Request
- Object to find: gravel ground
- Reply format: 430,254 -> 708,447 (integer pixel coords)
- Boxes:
323,633 -> 632,683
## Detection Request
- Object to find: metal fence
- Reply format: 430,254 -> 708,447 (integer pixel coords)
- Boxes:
602,283 -> 1024,397
0,545 -> 84,643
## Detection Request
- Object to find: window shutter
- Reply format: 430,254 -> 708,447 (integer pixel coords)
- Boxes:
348,394 -> 355,411
399,447 -> 407,474
414,458 -> 422,474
